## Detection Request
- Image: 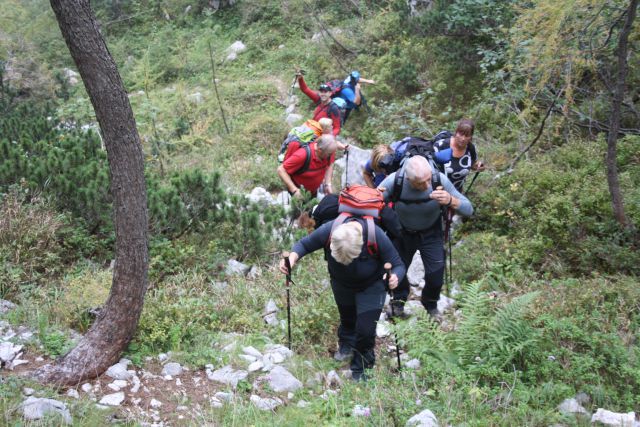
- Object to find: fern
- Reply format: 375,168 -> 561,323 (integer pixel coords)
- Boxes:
449,281 -> 492,365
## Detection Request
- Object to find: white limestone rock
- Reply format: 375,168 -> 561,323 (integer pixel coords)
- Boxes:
406,408 -> 438,427
105,362 -> 132,380
161,362 -> 183,377
22,397 -> 72,424
285,113 -> 303,127
206,365 -> 248,389
243,346 -> 263,358
0,341 -> 23,363
0,299 -> 17,314
250,394 -> 283,411
591,409 -> 636,426
99,392 -> 125,406
264,366 -> 303,393
405,358 -> 421,370
226,259 -> 250,276
226,41 -> 246,61
247,187 -> 275,207
353,404 -> 371,417
558,397 -> 588,415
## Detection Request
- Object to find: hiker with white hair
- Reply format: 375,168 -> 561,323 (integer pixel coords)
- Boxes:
280,215 -> 405,381
378,155 -> 473,320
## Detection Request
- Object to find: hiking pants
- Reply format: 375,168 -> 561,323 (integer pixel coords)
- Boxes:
393,226 -> 445,311
330,279 -> 386,375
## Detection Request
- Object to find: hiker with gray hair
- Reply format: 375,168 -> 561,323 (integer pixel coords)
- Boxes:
277,134 -> 338,197
378,155 -> 473,320
280,217 -> 405,381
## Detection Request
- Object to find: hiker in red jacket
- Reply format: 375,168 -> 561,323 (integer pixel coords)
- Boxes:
296,73 -> 342,137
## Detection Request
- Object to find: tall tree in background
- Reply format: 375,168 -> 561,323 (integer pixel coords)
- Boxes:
605,0 -> 637,228
35,0 -> 149,385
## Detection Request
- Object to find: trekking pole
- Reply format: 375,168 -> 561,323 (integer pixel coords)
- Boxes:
384,263 -> 402,371
447,208 -> 453,288
465,171 -> 481,194
344,145 -> 350,187
288,69 -> 305,97
283,251 -> 293,350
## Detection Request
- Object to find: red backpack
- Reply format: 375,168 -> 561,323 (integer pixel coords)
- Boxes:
328,185 -> 385,256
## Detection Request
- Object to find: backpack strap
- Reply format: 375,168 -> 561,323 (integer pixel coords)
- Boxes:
363,216 -> 378,257
391,171 -> 404,203
292,144 -> 312,175
327,213 -> 378,258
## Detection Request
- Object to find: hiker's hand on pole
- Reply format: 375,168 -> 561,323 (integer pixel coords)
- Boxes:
431,186 -> 453,206
279,252 -> 299,275
473,161 -> 485,171
384,273 -> 399,289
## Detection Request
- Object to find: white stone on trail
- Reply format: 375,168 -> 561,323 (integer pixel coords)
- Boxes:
210,398 -> 224,408
0,299 -> 17,314
404,300 -> 423,316
405,359 -> 421,370
263,299 -> 279,326
247,265 -> 262,280
591,409 -> 636,426
285,104 -> 296,115
353,405 -> 371,417
22,397 -> 72,424
214,392 -> 234,402
247,187 -> 275,207
297,400 -> 309,408
81,383 -> 93,393
99,392 -> 125,406
226,259 -> 250,276
406,408 -> 438,427
264,366 -> 302,393
0,341 -> 23,363
250,394 -> 283,411
157,353 -> 169,362
438,295 -> 455,313
264,344 -> 293,360
66,389 -> 80,399
161,362 -> 183,377
263,351 -> 285,365
406,251 -> 425,287
248,361 -> 264,372
226,41 -> 246,61
334,143 -> 370,187
243,346 -> 263,358
276,191 -> 291,208
130,375 -> 141,393
325,370 -> 342,388
22,387 -> 35,396
558,398 -> 588,415
206,365 -> 248,389
105,362 -> 132,380
285,113 -> 303,127
376,320 -> 391,338
150,399 -> 162,409
8,358 -> 29,370
239,354 -> 257,363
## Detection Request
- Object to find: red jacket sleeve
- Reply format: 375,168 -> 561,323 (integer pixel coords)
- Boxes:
298,76 -> 320,103
331,112 -> 341,136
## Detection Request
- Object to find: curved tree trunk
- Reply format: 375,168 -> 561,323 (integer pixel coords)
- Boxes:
34,0 -> 148,385
606,0 -> 637,229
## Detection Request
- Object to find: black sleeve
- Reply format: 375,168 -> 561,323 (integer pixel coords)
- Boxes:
292,221 -> 333,258
469,143 -> 477,163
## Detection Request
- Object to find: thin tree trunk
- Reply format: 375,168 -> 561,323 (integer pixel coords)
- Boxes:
606,0 -> 637,228
34,0 -> 149,385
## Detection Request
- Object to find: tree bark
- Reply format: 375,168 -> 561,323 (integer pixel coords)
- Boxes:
34,0 -> 149,385
605,0 -> 637,228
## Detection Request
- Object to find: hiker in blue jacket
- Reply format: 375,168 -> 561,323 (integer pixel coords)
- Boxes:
280,218 -> 405,381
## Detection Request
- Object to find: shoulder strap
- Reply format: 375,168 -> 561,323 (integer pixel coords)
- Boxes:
364,216 -> 378,257
327,213 -> 378,257
292,144 -> 312,175
391,171 -> 404,203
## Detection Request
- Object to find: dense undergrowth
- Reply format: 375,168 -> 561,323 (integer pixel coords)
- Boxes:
1,0 -> 638,425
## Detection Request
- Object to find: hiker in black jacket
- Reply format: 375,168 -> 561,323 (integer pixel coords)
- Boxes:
280,218 -> 405,381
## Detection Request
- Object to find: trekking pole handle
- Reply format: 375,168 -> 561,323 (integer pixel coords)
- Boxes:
283,251 -> 292,280
384,262 -> 392,292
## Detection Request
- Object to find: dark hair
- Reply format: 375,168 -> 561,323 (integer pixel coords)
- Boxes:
455,119 -> 475,137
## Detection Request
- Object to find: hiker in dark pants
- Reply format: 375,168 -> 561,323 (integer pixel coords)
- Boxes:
378,156 -> 473,320
280,219 -> 405,381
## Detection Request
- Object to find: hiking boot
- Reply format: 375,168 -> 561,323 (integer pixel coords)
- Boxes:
385,300 -> 409,319
334,345 -> 353,362
427,307 -> 443,323
351,370 -> 368,382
